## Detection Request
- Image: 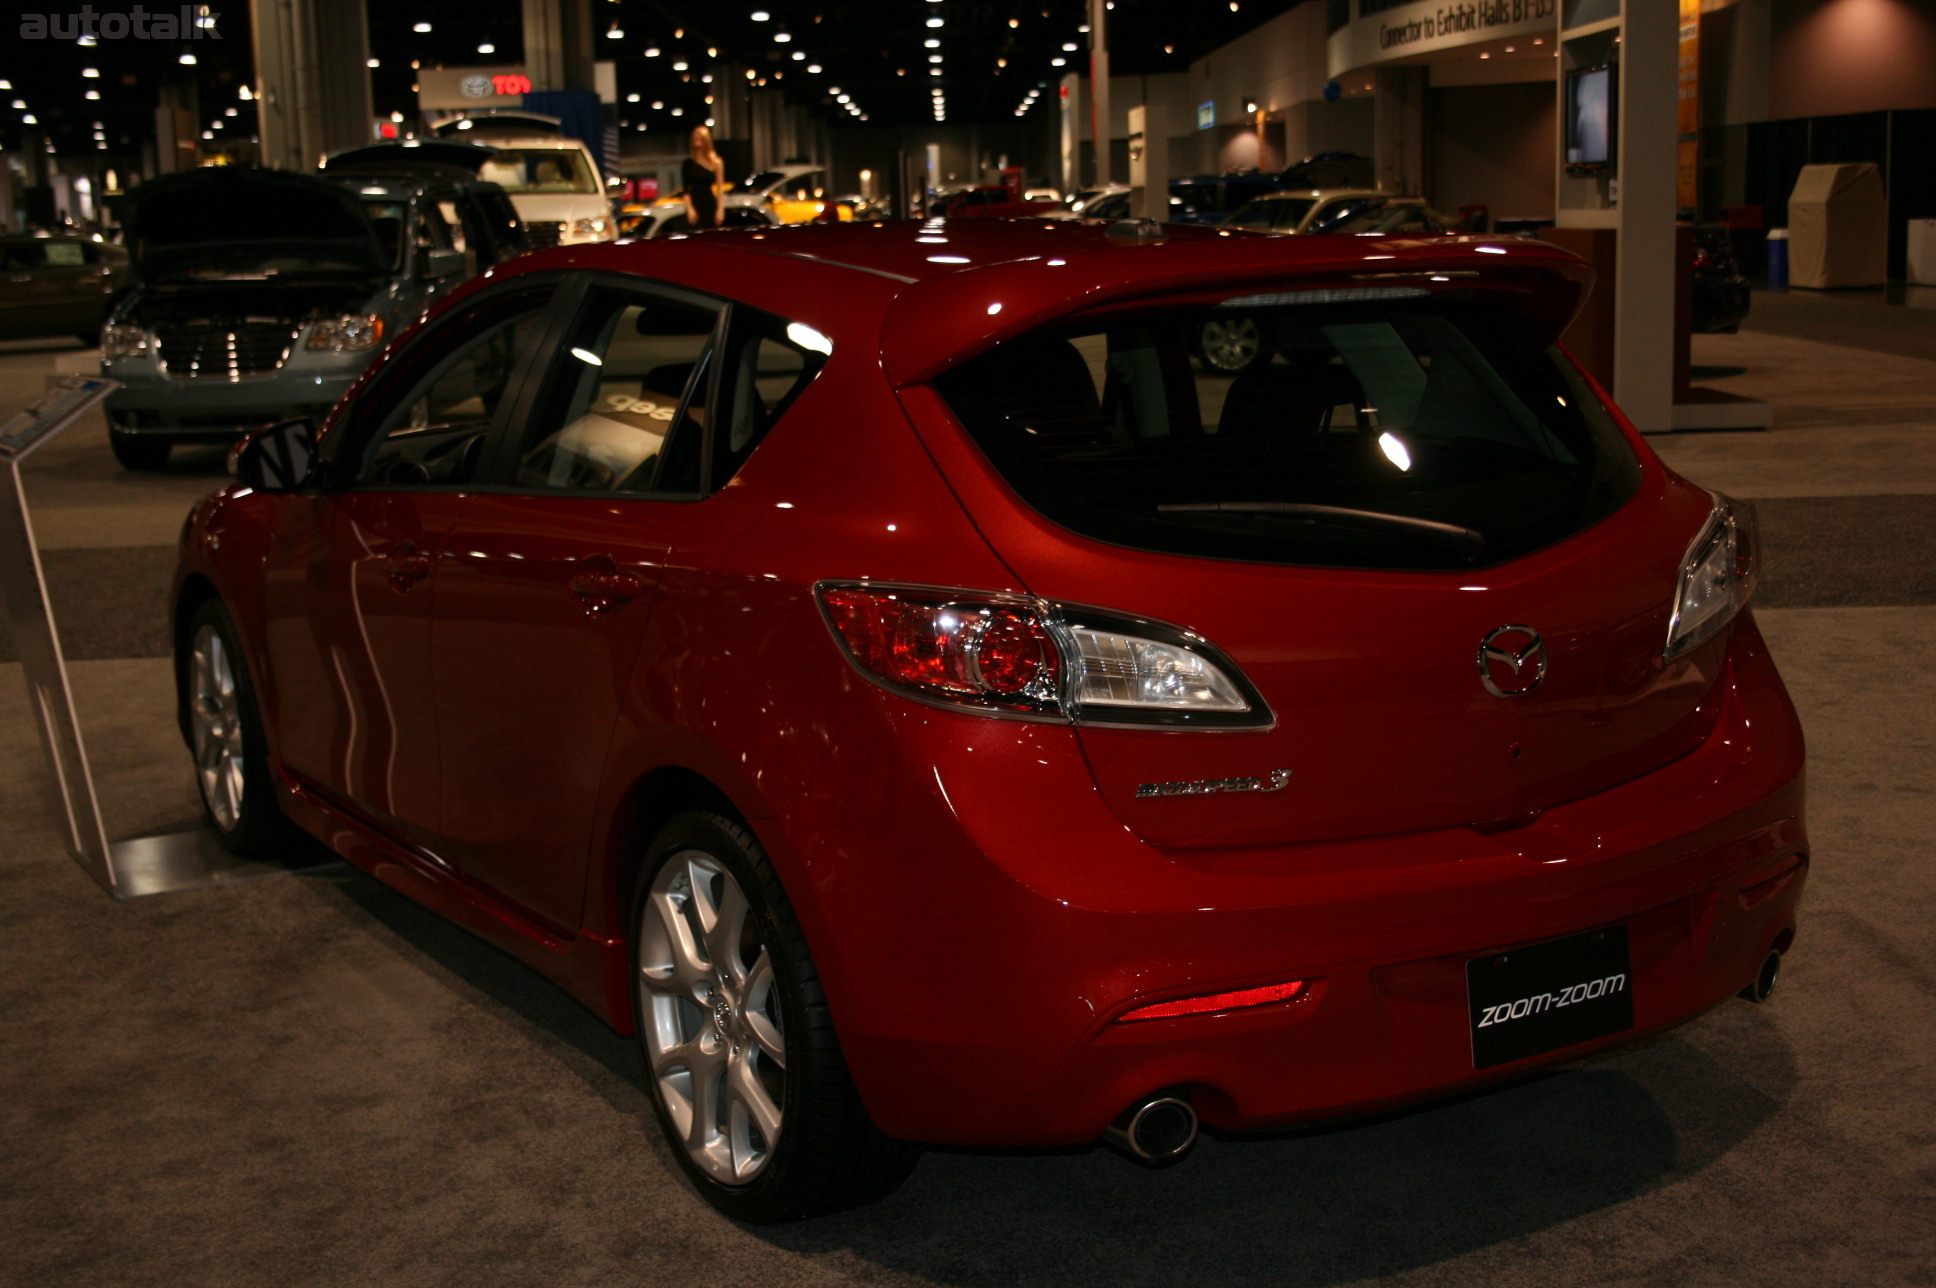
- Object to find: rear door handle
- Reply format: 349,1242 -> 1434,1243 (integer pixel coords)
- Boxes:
568,554 -> 643,608
569,570 -> 643,599
386,542 -> 432,587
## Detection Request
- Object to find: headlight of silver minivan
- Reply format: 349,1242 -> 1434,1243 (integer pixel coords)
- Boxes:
101,324 -> 153,362
1664,493 -> 1758,660
305,314 -> 385,353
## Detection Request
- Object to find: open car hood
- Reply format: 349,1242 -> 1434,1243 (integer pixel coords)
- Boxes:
121,167 -> 387,282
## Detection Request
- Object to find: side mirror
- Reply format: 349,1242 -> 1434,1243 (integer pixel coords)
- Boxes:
229,417 -> 319,492
423,247 -> 467,279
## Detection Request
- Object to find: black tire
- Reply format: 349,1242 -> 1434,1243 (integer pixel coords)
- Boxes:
109,429 -> 171,471
631,811 -> 918,1222
182,599 -> 299,857
1195,315 -> 1268,374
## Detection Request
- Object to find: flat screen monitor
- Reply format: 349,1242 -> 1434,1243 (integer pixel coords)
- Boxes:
1565,64 -> 1616,174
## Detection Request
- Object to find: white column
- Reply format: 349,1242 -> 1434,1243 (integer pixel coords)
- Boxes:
1612,2 -> 1678,433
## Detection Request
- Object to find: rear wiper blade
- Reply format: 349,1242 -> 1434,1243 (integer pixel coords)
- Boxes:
1156,501 -> 1485,558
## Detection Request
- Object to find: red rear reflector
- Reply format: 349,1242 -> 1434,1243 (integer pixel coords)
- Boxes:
1117,980 -> 1306,1023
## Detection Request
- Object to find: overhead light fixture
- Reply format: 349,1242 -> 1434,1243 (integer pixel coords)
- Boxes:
178,52 -> 196,64
751,9 -> 769,19
82,67 -> 100,78
807,64 -> 822,73
367,57 -> 380,67
412,21 -> 430,33
645,47 -> 661,56
478,43 -> 495,54
607,26 -> 624,39
927,17 -> 944,27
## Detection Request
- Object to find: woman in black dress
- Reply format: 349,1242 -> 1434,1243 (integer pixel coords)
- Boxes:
682,125 -> 726,230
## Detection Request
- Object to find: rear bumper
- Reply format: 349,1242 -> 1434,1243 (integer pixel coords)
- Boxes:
798,614 -> 1806,1146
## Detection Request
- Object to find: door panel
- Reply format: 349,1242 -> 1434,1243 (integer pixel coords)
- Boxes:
304,493 -> 468,849
429,495 -> 678,929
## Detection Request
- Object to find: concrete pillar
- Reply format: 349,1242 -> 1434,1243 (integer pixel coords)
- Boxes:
250,0 -> 373,172
1373,66 -> 1425,197
153,81 -> 199,174
521,0 -> 596,95
1612,3 -> 1678,434
1087,0 -> 1110,187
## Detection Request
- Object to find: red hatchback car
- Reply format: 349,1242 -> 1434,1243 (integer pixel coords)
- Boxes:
174,219 -> 1807,1222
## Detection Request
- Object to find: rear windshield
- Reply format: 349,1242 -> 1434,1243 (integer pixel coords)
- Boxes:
934,297 -> 1641,572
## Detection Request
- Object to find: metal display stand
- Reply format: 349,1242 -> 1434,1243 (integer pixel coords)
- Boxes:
1,376 -> 332,900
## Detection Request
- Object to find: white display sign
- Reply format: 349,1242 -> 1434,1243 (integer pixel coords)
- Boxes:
1327,0 -> 1557,77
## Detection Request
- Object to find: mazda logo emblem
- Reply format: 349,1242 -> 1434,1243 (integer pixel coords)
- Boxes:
1478,624 -> 1547,697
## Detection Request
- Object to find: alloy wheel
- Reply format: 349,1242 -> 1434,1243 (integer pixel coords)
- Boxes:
637,850 -> 788,1186
189,623 -> 245,832
1199,317 -> 1262,372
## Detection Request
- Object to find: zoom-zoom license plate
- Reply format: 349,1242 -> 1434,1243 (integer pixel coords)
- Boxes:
1467,925 -> 1634,1069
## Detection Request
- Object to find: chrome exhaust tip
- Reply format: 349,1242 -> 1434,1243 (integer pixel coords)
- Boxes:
1739,948 -> 1783,1004
1101,1094 -> 1198,1165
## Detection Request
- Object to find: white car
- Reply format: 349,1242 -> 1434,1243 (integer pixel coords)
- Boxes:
469,137 -> 616,246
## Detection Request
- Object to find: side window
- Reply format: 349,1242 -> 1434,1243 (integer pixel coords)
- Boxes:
348,299 -> 552,488
711,312 -> 828,489
512,289 -> 723,494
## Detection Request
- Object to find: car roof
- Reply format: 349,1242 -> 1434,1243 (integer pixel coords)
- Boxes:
465,218 -> 1591,387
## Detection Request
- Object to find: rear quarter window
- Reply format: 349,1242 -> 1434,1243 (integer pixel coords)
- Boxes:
933,298 -> 1641,572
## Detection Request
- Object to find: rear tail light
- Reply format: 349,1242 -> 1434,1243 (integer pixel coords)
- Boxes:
1663,493 -> 1757,660
815,582 -> 1272,728
1118,980 -> 1307,1023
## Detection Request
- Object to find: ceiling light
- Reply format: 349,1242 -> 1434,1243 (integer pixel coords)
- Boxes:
751,8 -> 769,18
775,32 -> 791,42
791,51 -> 804,60
478,43 -> 495,54
927,18 -> 944,28
651,100 -> 663,108
412,21 -> 430,32
179,52 -> 196,64
607,26 -> 624,38
925,38 -> 940,47
1061,43 -> 1076,51
929,54 -> 942,63
645,47 -> 660,56
367,57 -> 380,67
627,93 -> 640,102
82,67 -> 100,78
673,60 -> 688,70
807,64 -> 822,73
1051,58 -> 1066,66
85,90 -> 100,100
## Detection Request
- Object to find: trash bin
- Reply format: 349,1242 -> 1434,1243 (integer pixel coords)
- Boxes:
1766,228 -> 1789,288
1909,219 -> 1936,286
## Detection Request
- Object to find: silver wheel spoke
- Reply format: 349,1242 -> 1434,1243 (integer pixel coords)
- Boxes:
729,1050 -> 783,1149
705,878 -> 750,988
642,886 -> 711,995
743,951 -> 785,1067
